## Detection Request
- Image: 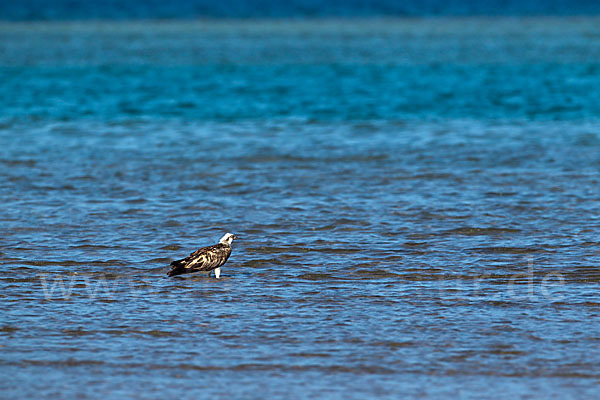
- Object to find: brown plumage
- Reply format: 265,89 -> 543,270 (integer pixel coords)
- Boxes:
167,233 -> 237,278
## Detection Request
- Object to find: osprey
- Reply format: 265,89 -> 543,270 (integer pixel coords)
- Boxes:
167,233 -> 238,278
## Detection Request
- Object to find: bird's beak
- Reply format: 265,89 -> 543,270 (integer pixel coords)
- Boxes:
233,235 -> 239,240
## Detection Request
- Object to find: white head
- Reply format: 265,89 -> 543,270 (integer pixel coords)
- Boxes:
219,233 -> 238,246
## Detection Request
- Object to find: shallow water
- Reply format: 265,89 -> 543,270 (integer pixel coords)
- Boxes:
1,18 -> 600,399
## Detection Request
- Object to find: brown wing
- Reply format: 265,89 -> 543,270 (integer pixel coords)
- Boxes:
167,244 -> 232,277
186,244 -> 231,271
188,244 -> 219,258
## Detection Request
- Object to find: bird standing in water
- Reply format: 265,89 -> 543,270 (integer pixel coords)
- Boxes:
167,233 -> 238,278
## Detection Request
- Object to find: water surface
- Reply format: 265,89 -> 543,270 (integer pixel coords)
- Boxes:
1,18 -> 600,399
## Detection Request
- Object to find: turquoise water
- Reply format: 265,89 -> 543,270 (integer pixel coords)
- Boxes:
1,18 -> 600,399
2,63 -> 600,121
2,19 -> 600,121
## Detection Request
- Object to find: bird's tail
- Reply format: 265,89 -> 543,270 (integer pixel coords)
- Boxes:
167,259 -> 186,277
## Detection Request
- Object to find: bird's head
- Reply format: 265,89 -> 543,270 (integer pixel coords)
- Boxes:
219,233 -> 238,246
